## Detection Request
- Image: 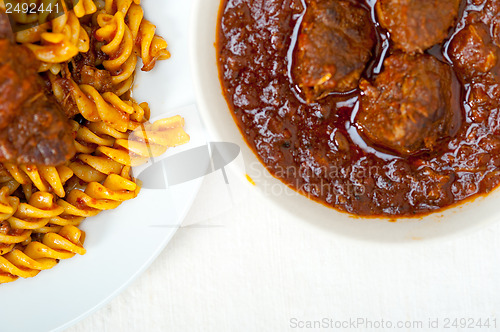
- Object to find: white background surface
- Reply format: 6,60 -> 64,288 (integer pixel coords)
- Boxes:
67,1 -> 500,331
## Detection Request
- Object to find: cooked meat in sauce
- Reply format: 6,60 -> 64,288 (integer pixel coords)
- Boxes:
52,26 -> 115,119
356,54 -> 457,156
376,0 -> 461,54
292,0 -> 376,102
481,0 -> 500,34
448,1 -> 500,124
449,23 -> 500,83
0,41 -> 39,129
0,12 -> 75,166
1,91 -> 75,165
218,0 -> 500,217
70,27 -> 113,94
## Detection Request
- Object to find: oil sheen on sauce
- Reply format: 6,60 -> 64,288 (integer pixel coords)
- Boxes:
217,0 -> 500,217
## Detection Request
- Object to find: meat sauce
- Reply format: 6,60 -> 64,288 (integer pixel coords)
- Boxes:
0,10 -> 75,166
217,0 -> 500,217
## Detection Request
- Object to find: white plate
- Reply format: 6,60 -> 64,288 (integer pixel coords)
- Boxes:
0,1 -> 203,331
190,0 -> 500,243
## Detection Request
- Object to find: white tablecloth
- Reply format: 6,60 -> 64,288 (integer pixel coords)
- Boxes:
66,1 -> 500,331
66,188 -> 500,332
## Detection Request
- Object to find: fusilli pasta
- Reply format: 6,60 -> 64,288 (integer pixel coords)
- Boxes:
0,0 -> 189,283
0,225 -> 86,283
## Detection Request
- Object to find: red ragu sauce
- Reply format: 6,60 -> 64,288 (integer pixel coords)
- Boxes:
216,0 -> 500,217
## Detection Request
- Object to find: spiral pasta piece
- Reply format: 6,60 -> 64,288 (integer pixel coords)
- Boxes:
73,0 -> 98,18
26,31 -> 79,64
62,116 -> 188,221
0,165 -> 18,191
0,187 -> 21,256
65,80 -> 151,132
0,189 -> 66,262
95,0 -> 170,94
118,1 -> 170,71
58,166 -> 139,219
96,11 -> 136,95
104,0 -> 135,15
137,17 -> 170,71
3,163 -> 74,198
12,2 -> 90,70
51,10 -> 90,53
0,0 -> 187,284
10,190 -> 65,235
0,225 -> 85,283
96,115 -> 190,167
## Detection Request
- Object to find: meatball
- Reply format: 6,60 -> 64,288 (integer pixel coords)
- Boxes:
356,54 -> 457,156
2,94 -> 76,165
448,23 -> 500,83
0,39 -> 75,165
0,40 -> 39,129
376,0 -> 461,54
292,0 -> 375,103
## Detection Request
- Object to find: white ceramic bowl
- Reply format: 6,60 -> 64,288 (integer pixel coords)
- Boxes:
190,0 -> 500,243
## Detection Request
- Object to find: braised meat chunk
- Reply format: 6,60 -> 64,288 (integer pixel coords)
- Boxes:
356,54 -> 457,156
0,39 -> 75,165
449,23 -> 500,83
69,27 -> 114,94
292,0 -> 375,103
0,41 -> 39,129
376,0 -> 461,54
1,94 -> 76,165
481,0 -> 500,35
